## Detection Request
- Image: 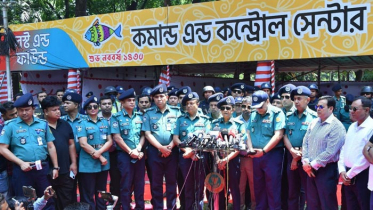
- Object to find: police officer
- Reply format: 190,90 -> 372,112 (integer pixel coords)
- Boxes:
213,96 -> 246,210
111,88 -> 145,210
60,92 -> 86,203
35,91 -> 47,119
104,86 -> 121,113
177,86 -> 192,106
339,94 -> 354,131
199,86 -> 215,114
168,89 -> 179,106
332,83 -> 346,120
85,91 -> 93,99
260,83 -> 272,98
172,92 -> 211,210
308,84 -> 319,111
284,86 -> 317,210
278,84 -> 297,115
77,96 -> 113,210
361,86 -> 373,99
0,93 -> 59,209
207,93 -> 223,121
230,83 -> 245,98
244,85 -> 255,96
167,86 -> 177,93
232,96 -> 243,118
142,84 -> 181,210
271,92 -> 283,108
247,90 -> 286,210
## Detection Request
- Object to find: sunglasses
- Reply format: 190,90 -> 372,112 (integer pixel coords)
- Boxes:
220,106 -> 232,111
87,105 -> 98,110
315,105 -> 325,110
241,105 -> 251,109
281,95 -> 290,100
233,90 -> 242,94
349,106 -> 364,112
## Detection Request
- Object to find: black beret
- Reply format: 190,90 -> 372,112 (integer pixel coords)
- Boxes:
217,96 -> 235,108
150,84 -> 168,96
62,93 -> 82,103
208,93 -> 223,103
230,83 -> 245,91
181,92 -> 199,107
278,84 -> 296,95
176,86 -> 192,96
332,84 -> 342,92
83,95 -> 99,110
118,88 -> 136,101
14,93 -> 34,108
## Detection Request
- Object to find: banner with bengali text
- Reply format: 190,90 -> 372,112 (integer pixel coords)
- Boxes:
2,0 -> 373,71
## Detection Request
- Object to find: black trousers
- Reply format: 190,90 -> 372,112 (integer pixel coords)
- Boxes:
51,173 -> 74,210
343,167 -> 370,210
109,150 -> 121,209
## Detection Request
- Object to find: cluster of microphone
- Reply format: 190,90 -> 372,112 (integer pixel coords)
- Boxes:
178,127 -> 248,152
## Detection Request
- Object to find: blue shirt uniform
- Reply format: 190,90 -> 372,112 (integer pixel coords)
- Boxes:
339,107 -> 352,131
211,117 -> 247,142
61,113 -> 87,153
308,98 -> 318,111
172,112 -> 211,142
248,105 -> 286,149
285,108 -> 317,147
111,110 -> 143,150
0,117 -> 55,162
77,116 -> 111,173
198,100 -> 209,115
142,105 -> 181,145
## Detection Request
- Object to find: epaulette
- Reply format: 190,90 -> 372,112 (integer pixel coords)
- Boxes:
286,110 -> 295,117
211,119 -> 219,124
37,118 -> 48,123
232,118 -> 244,124
112,112 -> 121,118
170,106 -> 180,111
4,119 -> 15,125
169,105 -> 179,109
136,111 -> 143,116
271,106 -> 282,114
200,115 -> 209,119
308,109 -> 318,117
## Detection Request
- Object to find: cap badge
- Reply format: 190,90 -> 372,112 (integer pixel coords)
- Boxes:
94,97 -> 98,101
67,95 -> 72,100
241,85 -> 244,89
216,96 -> 220,100
28,99 -> 32,105
285,87 -> 290,91
160,87 -> 164,92
226,98 -> 231,103
183,89 -> 187,94
253,97 -> 258,102
297,88 -> 302,94
188,93 -> 193,98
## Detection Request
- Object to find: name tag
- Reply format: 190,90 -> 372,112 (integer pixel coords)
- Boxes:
262,119 -> 271,123
16,129 -> 27,134
287,122 -> 295,126
86,127 -> 94,130
121,123 -> 130,126
135,121 -> 142,124
302,122 -> 310,125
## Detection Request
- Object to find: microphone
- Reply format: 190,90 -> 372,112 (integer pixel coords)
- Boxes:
179,133 -> 197,148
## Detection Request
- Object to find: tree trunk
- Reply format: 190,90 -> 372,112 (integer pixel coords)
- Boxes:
64,0 -> 70,18
75,0 -> 87,17
164,0 -> 171,6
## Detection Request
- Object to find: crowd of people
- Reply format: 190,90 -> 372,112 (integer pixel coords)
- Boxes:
0,81 -> 372,210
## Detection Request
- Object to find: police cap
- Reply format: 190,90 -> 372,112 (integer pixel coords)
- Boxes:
85,91 -> 93,97
181,92 -> 199,107
118,88 -> 136,101
291,86 -> 311,100
235,96 -> 243,104
260,82 -> 271,90
332,84 -> 342,92
83,95 -> 99,110
168,89 -> 178,96
208,93 -> 224,103
176,86 -> 192,96
278,84 -> 296,95
308,83 -> 319,91
14,93 -> 34,108
251,90 -> 269,109
62,93 -> 82,103
217,96 -> 235,108
230,83 -> 245,91
150,84 -> 168,96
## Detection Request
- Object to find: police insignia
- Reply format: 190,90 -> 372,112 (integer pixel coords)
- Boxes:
297,88 -> 302,94
20,137 -> 26,145
183,89 -> 187,94
89,134 -> 94,140
226,98 -> 231,103
253,97 -> 258,102
123,129 -> 128,135
205,172 -> 225,193
94,97 -> 98,101
241,85 -> 244,89
160,87 -> 164,92
285,86 -> 290,91
188,93 -> 193,98
276,117 -> 281,122
182,131 -> 186,136
77,126 -> 82,132
67,95 -> 72,100
28,99 -> 32,105
152,123 -> 158,130
251,127 -> 255,132
216,96 -> 220,100
0,130 -> 4,136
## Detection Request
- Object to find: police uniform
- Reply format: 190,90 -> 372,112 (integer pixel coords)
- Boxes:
206,93 -> 224,122
172,92 -> 211,210
286,86 -> 318,210
0,93 -> 55,203
248,91 -> 286,210
339,94 -> 354,131
232,96 -> 243,118
142,84 -> 181,210
332,84 -> 346,120
307,84 -> 319,111
77,96 -> 111,210
213,96 -> 247,210
199,86 -> 215,115
111,89 -> 145,210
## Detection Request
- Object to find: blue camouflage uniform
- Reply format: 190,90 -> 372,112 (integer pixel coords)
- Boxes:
142,85 -> 181,210
248,101 -> 286,210
111,88 -> 145,210
77,114 -> 111,210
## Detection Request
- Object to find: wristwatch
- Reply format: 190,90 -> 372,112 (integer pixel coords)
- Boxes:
53,167 -> 60,171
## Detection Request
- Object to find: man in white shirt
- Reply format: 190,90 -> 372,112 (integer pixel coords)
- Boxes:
339,96 -> 372,210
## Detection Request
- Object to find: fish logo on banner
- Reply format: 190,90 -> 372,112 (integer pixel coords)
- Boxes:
84,18 -> 123,47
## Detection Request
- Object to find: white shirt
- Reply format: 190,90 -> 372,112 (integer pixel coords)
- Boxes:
338,116 -> 373,179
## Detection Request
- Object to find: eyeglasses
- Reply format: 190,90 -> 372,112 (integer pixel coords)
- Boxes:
220,106 -> 232,111
87,105 -> 98,110
233,90 -> 242,94
315,105 -> 325,110
241,105 -> 251,109
281,95 -> 290,100
349,106 -> 364,112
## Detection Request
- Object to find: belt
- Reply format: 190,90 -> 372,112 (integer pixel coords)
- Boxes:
92,144 -> 104,149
